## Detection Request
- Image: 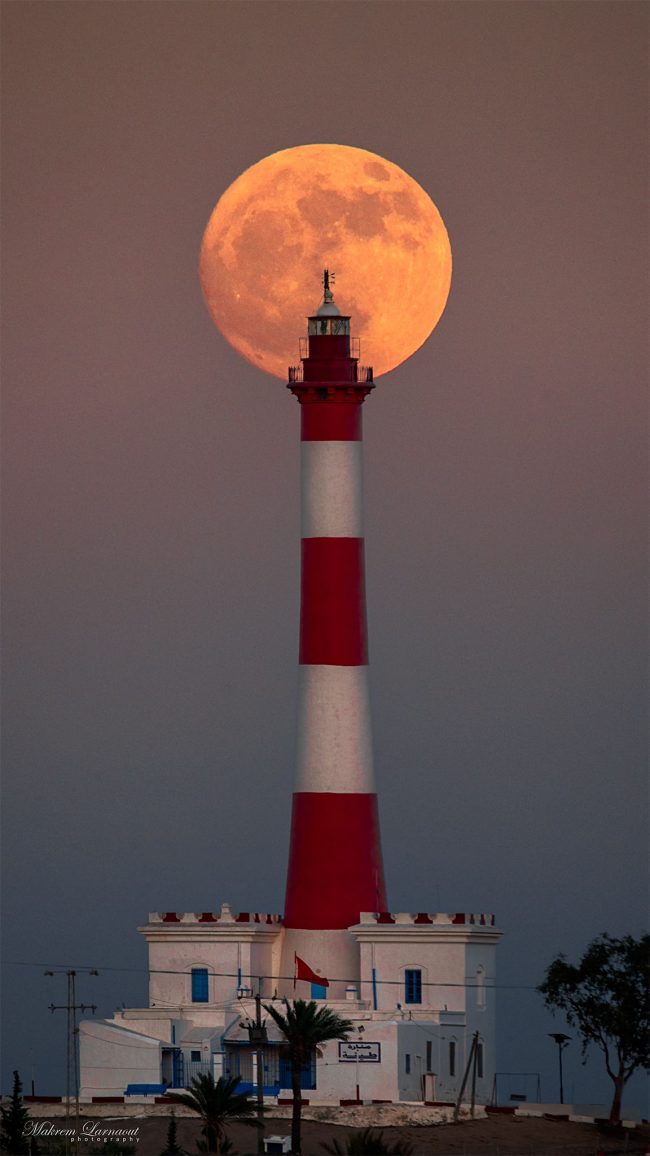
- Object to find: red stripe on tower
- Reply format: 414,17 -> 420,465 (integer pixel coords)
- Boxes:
284,272 -> 387,953
300,538 -> 367,666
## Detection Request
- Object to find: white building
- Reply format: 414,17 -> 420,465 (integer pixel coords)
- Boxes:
79,905 -> 500,1104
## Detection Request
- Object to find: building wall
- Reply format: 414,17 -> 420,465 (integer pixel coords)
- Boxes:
143,911 -> 282,1009
148,939 -> 240,1007
314,1023 -> 400,1103
464,940 -> 498,1104
363,937 -> 467,1014
396,1022 -> 429,1101
79,1021 -> 161,1098
353,913 -> 499,1015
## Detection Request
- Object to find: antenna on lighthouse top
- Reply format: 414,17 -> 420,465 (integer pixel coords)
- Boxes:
323,268 -> 335,303
317,269 -> 340,317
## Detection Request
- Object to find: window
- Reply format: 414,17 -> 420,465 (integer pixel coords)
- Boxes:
405,1053 -> 411,1075
404,969 -> 422,1004
477,1042 -> 484,1079
449,1041 -> 456,1077
426,1041 -> 433,1071
311,983 -> 327,1000
191,968 -> 209,1003
279,1051 -> 316,1090
190,1050 -> 201,1063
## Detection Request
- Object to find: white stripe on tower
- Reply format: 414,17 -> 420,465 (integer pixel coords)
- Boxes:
301,441 -> 363,539
295,665 -> 374,794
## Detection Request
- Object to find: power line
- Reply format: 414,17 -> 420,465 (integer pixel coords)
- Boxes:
45,969 -> 98,1156
7,959 -> 540,991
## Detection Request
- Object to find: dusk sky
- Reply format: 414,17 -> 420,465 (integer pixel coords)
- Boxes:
2,1 -> 648,1109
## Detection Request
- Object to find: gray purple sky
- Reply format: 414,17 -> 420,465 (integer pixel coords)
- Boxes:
2,0 -> 648,1108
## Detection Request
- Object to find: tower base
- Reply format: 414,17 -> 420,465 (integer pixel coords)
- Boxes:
279,927 -> 360,1000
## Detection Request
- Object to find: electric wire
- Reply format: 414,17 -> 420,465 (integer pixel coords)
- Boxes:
7,959 -> 539,991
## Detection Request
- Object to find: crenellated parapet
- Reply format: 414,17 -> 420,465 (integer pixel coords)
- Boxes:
140,904 -> 284,946
358,912 -> 496,926
146,903 -> 282,926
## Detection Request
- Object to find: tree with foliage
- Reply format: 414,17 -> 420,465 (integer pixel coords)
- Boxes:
166,1073 -> 258,1155
0,1070 -> 35,1154
264,999 -> 353,1155
321,1128 -> 414,1155
159,1109 -> 186,1155
538,932 -> 650,1124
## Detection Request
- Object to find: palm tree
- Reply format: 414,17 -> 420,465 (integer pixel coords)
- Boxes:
321,1128 -> 414,1155
166,1072 -> 259,1155
264,999 -> 353,1154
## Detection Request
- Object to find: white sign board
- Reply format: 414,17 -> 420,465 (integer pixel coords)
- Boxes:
338,1041 -> 381,1063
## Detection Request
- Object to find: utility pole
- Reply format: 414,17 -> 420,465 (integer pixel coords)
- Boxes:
453,1031 -> 479,1124
242,983 -> 267,1155
46,968 -> 98,1155
469,1035 -> 479,1118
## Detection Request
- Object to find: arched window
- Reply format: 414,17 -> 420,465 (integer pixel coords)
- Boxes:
191,967 -> 209,1003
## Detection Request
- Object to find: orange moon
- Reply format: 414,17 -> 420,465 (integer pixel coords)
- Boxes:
199,144 -> 452,379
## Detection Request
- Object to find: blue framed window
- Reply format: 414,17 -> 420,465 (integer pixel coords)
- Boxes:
279,1052 -> 316,1090
191,967 -> 209,1003
404,969 -> 422,1004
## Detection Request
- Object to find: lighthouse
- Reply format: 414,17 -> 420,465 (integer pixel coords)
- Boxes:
281,271 -> 386,998
79,272 -> 502,1109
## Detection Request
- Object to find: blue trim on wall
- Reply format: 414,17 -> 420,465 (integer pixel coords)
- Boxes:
372,968 -> 378,1011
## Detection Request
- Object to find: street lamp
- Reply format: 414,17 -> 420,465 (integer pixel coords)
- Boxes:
548,1032 -> 571,1104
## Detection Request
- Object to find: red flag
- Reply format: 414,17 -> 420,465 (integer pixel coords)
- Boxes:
294,953 -> 329,988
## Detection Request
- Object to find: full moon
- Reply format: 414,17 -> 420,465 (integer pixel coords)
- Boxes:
199,144 -> 452,379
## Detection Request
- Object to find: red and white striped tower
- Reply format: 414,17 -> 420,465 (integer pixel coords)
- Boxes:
281,272 -> 387,999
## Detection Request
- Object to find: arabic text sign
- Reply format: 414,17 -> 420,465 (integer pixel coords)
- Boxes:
338,1041 -> 381,1063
